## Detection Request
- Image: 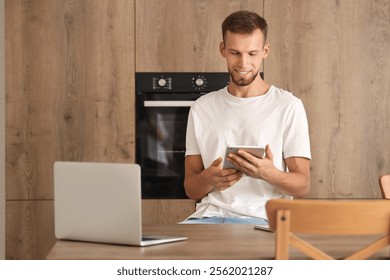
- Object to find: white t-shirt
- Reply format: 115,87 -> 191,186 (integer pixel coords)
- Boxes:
185,85 -> 311,220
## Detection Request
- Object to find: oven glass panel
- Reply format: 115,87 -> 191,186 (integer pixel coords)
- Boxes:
136,103 -> 190,198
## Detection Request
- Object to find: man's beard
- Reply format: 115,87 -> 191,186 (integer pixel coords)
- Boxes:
229,69 -> 259,87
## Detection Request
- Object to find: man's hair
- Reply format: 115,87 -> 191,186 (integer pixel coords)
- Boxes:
222,10 -> 268,43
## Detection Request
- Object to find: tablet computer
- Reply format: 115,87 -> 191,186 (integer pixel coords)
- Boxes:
254,224 -> 274,232
223,146 -> 265,169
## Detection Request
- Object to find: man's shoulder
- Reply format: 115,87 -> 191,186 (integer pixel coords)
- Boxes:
268,85 -> 301,103
193,87 -> 226,106
269,85 -> 293,97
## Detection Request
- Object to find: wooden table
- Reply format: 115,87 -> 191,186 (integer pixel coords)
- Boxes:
46,224 -> 390,260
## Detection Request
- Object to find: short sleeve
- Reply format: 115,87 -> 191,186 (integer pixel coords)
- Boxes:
283,100 -> 311,159
185,106 -> 200,156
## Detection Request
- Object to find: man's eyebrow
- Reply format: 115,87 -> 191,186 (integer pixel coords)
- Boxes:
227,48 -> 261,53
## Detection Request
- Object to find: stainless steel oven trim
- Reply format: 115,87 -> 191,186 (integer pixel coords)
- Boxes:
144,100 -> 195,107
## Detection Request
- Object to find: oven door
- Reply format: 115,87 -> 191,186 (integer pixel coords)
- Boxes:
136,92 -> 200,198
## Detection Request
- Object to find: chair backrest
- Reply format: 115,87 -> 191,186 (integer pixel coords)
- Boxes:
266,199 -> 390,260
379,175 -> 390,199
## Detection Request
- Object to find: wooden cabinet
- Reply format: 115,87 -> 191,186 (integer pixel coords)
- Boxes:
0,0 -> 4,260
6,0 -> 135,259
265,0 -> 390,198
6,0 -> 135,200
142,199 -> 196,225
6,201 -> 54,259
135,0 -> 264,72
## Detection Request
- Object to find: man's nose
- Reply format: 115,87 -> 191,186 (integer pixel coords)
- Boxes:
238,54 -> 250,68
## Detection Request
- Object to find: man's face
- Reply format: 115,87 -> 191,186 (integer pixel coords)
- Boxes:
220,29 -> 269,87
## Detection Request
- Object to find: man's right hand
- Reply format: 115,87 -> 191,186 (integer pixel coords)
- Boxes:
202,157 -> 243,191
184,155 -> 243,201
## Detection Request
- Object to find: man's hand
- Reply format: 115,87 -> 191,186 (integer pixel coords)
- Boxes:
184,155 -> 243,201
226,145 -> 275,180
202,157 -> 243,191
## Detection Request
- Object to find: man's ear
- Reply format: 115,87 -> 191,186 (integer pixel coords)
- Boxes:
219,41 -> 226,57
263,44 -> 271,58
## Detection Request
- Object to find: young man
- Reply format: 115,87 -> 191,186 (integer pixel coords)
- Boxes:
182,11 -> 311,224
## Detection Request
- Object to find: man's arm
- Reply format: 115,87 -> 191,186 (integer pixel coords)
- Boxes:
267,156 -> 310,197
226,145 -> 310,197
184,155 -> 243,201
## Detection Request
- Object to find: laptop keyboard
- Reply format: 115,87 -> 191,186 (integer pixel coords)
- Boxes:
142,236 -> 162,241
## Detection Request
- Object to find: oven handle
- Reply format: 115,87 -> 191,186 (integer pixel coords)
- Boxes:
144,100 -> 195,107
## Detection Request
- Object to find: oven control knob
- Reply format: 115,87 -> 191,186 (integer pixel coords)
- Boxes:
158,78 -> 167,87
195,78 -> 204,87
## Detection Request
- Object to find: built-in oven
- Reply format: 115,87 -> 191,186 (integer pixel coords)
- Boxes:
136,73 -> 230,198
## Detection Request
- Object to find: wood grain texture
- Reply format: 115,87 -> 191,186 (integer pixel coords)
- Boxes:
0,0 -> 4,260
6,0 -> 135,200
135,0 -> 264,72
142,199 -> 196,224
6,200 -> 55,260
46,224 -> 390,260
5,0 -> 135,259
265,0 -> 390,198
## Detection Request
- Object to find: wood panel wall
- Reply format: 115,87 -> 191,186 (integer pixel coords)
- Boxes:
265,0 -> 390,198
135,0 -> 263,72
6,0 -> 135,259
5,0 -> 390,259
0,0 -> 5,260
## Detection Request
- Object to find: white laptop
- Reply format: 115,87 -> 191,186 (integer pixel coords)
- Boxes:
54,161 -> 187,246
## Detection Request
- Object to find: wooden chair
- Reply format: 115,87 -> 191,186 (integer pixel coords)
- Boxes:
379,175 -> 390,199
266,199 -> 390,260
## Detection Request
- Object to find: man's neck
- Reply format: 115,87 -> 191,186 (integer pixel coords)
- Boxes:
227,77 -> 270,98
